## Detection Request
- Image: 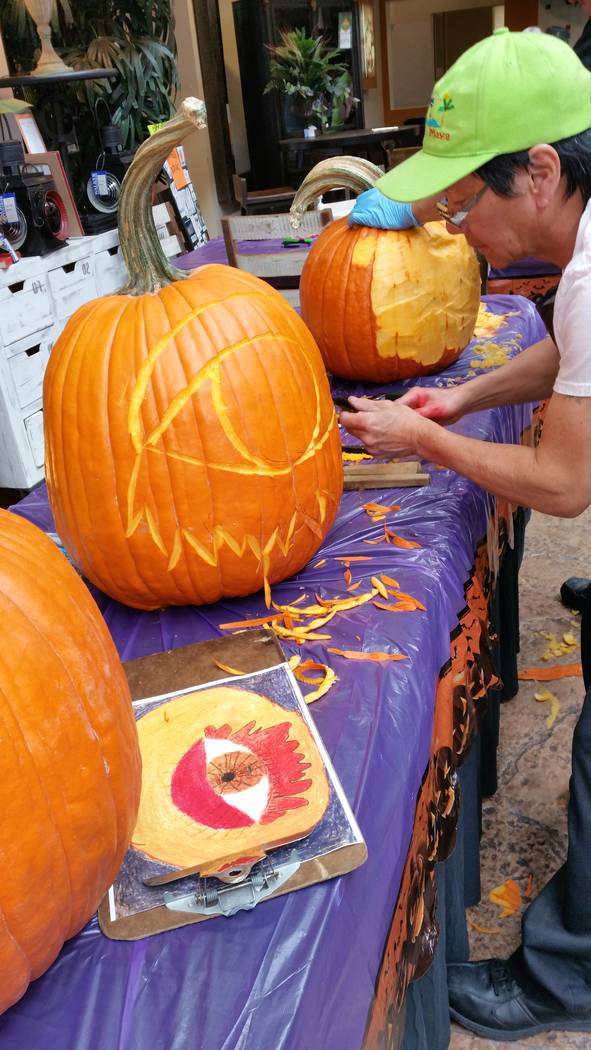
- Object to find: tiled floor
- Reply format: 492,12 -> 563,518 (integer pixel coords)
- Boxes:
450,506 -> 591,1049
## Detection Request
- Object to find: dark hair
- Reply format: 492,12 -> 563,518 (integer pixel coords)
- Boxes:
476,128 -> 591,204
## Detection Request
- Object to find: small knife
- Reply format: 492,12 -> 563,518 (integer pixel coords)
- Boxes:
333,390 -> 407,412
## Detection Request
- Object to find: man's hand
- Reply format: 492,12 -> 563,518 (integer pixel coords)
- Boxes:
338,396 -> 425,458
397,385 -> 469,425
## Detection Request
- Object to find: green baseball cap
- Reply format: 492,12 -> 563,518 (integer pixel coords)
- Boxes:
377,27 -> 591,202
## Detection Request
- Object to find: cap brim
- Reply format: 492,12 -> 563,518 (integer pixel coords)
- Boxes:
376,148 -> 499,202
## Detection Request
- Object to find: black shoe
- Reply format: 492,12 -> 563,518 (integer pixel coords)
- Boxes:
560,576 -> 591,612
448,958 -> 591,1042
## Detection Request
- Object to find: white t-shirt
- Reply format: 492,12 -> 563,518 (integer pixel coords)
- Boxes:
553,198 -> 591,397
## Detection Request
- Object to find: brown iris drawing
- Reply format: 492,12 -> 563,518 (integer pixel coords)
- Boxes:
206,751 -> 266,795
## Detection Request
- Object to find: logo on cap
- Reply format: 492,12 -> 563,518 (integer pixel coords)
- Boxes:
426,92 -> 454,141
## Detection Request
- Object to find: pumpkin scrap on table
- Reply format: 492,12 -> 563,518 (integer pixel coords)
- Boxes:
292,659 -> 337,703
221,567 -> 422,652
43,99 -> 343,611
473,302 -> 517,339
0,510 -> 141,1014
328,648 -> 408,662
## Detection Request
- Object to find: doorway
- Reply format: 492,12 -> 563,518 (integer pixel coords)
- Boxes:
433,6 -> 494,80
379,0 -> 538,126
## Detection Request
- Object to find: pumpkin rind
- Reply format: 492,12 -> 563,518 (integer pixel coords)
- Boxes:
0,510 -> 140,1013
44,265 -> 342,609
43,100 -> 343,611
290,155 -> 481,383
299,216 -> 481,382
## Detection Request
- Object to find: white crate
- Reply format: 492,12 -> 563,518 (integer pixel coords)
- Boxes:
160,233 -> 183,258
0,272 -> 53,344
95,244 -> 127,296
0,387 -> 43,489
8,335 -> 51,410
23,409 -> 44,468
153,202 -> 170,226
47,255 -> 98,319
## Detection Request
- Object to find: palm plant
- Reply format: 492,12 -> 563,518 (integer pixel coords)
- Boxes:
0,0 -> 179,148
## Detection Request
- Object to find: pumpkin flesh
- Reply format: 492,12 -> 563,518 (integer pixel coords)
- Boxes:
300,217 -> 481,382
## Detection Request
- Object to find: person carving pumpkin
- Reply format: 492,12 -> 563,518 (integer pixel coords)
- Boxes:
340,27 -> 591,1043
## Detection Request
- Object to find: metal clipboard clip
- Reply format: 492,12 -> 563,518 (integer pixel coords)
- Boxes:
164,855 -> 300,918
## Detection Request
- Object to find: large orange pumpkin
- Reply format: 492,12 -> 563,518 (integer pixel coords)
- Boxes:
0,510 -> 140,1014
43,100 -> 343,611
292,158 -> 481,383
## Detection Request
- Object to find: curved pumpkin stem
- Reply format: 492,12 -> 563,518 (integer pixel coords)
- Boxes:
118,97 -> 208,295
289,155 -> 384,229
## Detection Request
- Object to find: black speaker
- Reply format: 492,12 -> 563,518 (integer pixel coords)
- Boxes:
80,125 -> 135,234
0,140 -> 68,258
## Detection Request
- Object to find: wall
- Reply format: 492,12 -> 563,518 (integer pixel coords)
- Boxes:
221,0 -> 250,174
362,1 -> 385,128
385,0 -> 503,109
173,0 -> 224,235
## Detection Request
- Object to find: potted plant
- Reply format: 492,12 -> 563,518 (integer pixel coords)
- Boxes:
0,0 -> 179,149
264,27 -> 357,136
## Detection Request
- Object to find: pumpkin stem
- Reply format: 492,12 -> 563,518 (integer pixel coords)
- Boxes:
289,155 -> 383,229
118,97 -> 208,295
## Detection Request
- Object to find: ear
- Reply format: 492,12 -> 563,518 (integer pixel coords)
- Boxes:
526,145 -> 561,207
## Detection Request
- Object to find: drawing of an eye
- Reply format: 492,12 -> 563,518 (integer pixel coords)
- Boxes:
206,749 -> 266,794
131,686 -> 330,873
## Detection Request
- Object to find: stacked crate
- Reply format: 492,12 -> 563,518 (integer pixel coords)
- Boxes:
0,228 -> 128,489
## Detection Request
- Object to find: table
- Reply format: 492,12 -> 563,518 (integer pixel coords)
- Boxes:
2,295 -> 546,1050
488,256 -> 561,301
278,124 -> 423,183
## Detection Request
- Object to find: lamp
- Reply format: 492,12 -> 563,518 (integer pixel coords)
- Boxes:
23,0 -> 72,76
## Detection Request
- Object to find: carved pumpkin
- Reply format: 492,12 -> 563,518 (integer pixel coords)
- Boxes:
0,510 -> 140,1014
43,100 -> 343,611
291,157 -> 481,383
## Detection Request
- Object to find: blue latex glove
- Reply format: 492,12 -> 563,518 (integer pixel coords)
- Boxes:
348,188 -> 420,229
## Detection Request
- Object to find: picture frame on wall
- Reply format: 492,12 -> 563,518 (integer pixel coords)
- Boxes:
360,1 -> 377,89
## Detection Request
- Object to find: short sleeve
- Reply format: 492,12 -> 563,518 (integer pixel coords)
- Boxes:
553,270 -> 591,397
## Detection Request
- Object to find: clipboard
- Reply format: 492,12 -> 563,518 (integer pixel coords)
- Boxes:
98,630 -> 366,939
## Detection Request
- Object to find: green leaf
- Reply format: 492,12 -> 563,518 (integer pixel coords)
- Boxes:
0,98 -> 32,114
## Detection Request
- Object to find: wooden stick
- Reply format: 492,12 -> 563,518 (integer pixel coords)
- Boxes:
343,462 -> 430,490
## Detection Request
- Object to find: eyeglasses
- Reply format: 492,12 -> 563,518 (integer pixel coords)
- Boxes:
436,184 -> 488,228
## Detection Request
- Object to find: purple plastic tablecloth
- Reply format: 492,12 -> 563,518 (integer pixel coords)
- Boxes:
174,236 -> 306,270
3,296 -> 546,1050
488,255 -> 561,280
176,238 -> 561,284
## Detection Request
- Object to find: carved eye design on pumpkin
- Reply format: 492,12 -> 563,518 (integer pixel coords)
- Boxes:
124,307 -> 337,570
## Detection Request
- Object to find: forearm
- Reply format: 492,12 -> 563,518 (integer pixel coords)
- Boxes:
453,335 -> 559,415
414,409 -> 581,517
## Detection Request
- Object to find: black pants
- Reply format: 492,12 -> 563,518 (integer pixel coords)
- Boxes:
519,595 -> 591,1011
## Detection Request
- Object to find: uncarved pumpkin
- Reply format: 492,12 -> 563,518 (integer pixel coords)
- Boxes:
43,100 -> 343,611
292,157 -> 481,383
0,510 -> 140,1014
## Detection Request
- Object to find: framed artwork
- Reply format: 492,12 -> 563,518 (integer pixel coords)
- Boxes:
338,11 -> 353,49
360,1 -> 377,89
